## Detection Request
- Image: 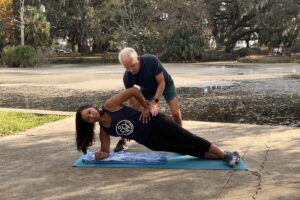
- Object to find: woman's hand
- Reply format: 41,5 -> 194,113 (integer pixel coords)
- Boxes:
139,107 -> 151,123
95,151 -> 109,160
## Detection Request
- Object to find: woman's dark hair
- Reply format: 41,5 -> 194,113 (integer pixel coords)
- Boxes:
75,105 -> 102,154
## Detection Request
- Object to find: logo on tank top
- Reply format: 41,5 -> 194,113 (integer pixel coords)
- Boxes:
116,120 -> 134,136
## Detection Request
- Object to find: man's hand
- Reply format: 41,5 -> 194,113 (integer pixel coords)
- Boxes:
95,151 -> 109,160
150,101 -> 158,116
139,107 -> 151,123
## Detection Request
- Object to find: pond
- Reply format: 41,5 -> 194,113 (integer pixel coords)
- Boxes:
0,75 -> 299,127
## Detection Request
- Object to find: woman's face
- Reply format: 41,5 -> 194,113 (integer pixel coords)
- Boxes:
81,107 -> 100,124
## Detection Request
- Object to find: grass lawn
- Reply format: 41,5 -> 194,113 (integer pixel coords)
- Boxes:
0,111 -> 70,136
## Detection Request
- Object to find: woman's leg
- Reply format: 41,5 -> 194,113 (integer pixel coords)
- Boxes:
146,114 -> 241,167
204,144 -> 241,167
145,114 -> 211,158
203,144 -> 224,159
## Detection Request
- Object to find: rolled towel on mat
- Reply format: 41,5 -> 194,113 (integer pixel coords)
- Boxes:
82,152 -> 168,165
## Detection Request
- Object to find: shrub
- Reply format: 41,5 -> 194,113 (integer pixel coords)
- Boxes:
1,45 -> 37,67
0,46 -> 16,66
36,47 -> 53,65
235,48 -> 251,57
201,50 -> 236,62
234,47 -> 265,58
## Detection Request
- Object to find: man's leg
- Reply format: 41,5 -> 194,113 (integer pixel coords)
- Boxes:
114,138 -> 129,152
167,97 -> 182,127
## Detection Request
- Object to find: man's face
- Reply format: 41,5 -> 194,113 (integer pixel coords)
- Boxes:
122,56 -> 140,75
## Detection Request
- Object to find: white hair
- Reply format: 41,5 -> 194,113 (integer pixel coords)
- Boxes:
118,47 -> 138,64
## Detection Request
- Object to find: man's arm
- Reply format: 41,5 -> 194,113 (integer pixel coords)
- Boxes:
153,72 -> 165,100
149,72 -> 165,116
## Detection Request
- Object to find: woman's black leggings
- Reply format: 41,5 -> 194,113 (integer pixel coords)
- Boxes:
144,114 -> 211,158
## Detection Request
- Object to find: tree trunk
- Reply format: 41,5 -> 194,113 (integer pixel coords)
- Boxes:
77,40 -> 82,54
70,37 -> 76,52
225,41 -> 234,53
212,22 -> 222,50
246,39 -> 250,48
20,0 -> 25,46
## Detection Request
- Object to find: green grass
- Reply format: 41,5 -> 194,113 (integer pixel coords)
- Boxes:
0,111 -> 70,136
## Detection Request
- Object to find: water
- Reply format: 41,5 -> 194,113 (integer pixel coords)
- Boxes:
0,76 -> 299,127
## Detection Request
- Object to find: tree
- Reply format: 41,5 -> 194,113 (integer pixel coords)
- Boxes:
161,28 -> 204,62
156,0 -> 206,61
44,1 -> 71,40
90,0 -> 119,53
257,0 -> 300,50
112,0 -> 160,53
0,0 -> 14,50
206,0 -> 264,52
58,0 -> 112,54
205,0 -> 300,53
24,5 -> 51,47
20,0 -> 24,45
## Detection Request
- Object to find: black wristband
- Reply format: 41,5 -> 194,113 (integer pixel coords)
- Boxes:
153,98 -> 159,103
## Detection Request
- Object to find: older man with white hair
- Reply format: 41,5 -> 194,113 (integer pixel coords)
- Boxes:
114,47 -> 182,152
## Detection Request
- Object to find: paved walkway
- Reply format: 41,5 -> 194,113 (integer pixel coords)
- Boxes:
0,109 -> 299,200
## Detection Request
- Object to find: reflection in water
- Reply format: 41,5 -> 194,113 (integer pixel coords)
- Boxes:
162,82 -> 300,127
24,94 -> 29,109
0,80 -> 299,127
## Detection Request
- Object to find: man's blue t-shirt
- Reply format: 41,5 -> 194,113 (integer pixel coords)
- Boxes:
123,54 -> 173,95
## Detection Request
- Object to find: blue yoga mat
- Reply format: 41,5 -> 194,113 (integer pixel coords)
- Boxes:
72,152 -> 248,170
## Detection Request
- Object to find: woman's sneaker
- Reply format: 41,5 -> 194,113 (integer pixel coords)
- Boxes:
114,140 -> 129,152
224,150 -> 240,167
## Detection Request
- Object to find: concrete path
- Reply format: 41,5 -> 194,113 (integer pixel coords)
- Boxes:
0,109 -> 299,200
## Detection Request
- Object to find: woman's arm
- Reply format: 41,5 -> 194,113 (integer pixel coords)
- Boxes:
95,128 -> 110,160
104,87 -> 149,111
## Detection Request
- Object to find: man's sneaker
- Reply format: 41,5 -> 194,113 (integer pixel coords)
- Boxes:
114,140 -> 129,152
224,150 -> 240,167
